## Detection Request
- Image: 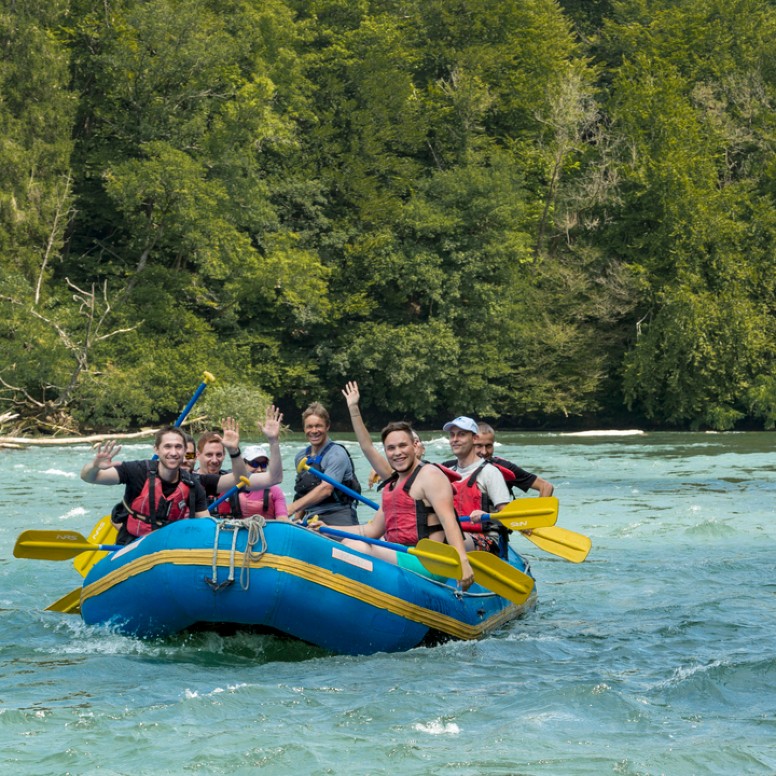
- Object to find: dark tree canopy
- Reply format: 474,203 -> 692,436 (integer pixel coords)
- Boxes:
0,0 -> 774,433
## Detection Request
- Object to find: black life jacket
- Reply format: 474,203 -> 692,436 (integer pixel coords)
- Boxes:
294,441 -> 362,506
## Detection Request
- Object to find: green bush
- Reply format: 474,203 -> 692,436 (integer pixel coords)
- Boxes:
196,383 -> 274,435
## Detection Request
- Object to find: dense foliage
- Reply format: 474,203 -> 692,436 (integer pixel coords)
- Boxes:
1,0 -> 774,432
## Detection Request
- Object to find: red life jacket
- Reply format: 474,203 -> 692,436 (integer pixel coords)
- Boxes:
380,463 -> 444,546
211,489 -> 242,517
492,461 -> 517,485
238,489 -> 273,519
436,464 -> 461,484
125,462 -> 195,538
451,462 -> 494,518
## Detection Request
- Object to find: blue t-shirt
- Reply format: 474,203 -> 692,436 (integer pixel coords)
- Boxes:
294,442 -> 358,522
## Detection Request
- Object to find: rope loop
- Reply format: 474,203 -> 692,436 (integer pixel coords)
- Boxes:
205,516 -> 268,592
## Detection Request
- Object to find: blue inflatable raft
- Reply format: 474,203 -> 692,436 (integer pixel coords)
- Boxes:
80,518 -> 535,654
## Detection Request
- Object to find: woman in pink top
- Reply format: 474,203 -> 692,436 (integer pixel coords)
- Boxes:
239,445 -> 289,520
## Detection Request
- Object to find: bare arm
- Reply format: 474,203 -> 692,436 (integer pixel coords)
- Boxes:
221,416 -> 248,481
531,476 -> 554,497
342,381 -> 392,480
419,467 -> 474,590
80,441 -> 122,485
247,405 -> 284,490
288,480 -> 334,517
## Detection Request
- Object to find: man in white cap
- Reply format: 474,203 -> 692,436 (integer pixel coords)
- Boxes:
442,416 -> 510,532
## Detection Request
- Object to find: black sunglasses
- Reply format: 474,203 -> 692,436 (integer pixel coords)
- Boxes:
246,458 -> 268,468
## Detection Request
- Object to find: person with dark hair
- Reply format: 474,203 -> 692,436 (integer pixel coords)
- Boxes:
317,421 -> 474,588
288,401 -> 361,526
341,381 -> 426,485
80,426 -> 209,545
474,422 -> 554,498
180,432 -> 197,473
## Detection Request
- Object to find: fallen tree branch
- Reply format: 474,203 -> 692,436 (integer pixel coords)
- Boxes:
0,428 -> 158,446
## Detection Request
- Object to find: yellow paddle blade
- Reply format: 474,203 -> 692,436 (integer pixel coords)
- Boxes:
14,530 -> 98,561
491,496 -> 559,531
467,551 -> 534,606
46,587 -> 82,615
73,515 -> 118,577
410,539 -> 463,580
521,526 -> 592,563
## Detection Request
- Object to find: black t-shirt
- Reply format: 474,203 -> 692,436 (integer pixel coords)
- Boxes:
115,460 -> 209,514
197,472 -> 222,500
490,456 -> 538,493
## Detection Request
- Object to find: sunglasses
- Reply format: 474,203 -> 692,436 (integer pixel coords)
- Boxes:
246,458 -> 268,468
184,452 -> 197,461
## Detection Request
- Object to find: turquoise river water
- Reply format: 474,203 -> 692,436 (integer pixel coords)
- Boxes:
1,430 -> 774,775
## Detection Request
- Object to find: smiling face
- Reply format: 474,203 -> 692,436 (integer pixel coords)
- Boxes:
303,414 -> 329,451
198,440 -> 225,475
474,430 -> 494,459
154,431 -> 186,471
448,426 -> 475,459
383,429 -> 418,474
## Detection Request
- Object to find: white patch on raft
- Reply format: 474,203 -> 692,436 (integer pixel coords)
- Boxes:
332,546 -> 373,572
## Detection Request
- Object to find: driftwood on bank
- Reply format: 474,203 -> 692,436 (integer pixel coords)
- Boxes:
0,428 -> 158,447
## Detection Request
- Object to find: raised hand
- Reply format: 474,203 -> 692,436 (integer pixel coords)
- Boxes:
262,404 -> 283,442
220,416 -> 240,450
342,381 -> 361,409
93,439 -> 121,468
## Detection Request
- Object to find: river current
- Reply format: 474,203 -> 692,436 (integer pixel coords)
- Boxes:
1,430 -> 774,775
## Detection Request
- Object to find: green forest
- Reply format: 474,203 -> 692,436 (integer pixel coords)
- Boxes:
1,0 -> 774,434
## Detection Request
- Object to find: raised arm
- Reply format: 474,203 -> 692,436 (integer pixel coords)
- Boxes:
342,381 -> 392,480
248,405 -> 283,490
80,440 -> 122,485
216,417 -> 247,491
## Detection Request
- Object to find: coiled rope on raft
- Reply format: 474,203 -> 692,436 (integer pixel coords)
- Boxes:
206,516 -> 268,591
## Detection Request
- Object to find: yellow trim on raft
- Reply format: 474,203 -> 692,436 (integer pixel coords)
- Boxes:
80,548 -> 532,640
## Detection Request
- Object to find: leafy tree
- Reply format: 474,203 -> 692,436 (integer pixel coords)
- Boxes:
593,0 -> 776,428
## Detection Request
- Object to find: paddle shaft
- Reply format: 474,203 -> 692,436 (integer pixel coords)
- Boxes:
152,370 -> 215,461
208,476 -> 251,513
173,371 -> 215,428
318,525 -> 416,554
301,460 -> 380,510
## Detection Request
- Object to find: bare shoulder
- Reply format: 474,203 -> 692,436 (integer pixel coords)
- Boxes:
411,462 -> 448,496
418,462 -> 446,482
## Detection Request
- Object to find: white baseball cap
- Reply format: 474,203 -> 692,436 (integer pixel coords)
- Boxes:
442,416 -> 478,434
243,444 -> 269,463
